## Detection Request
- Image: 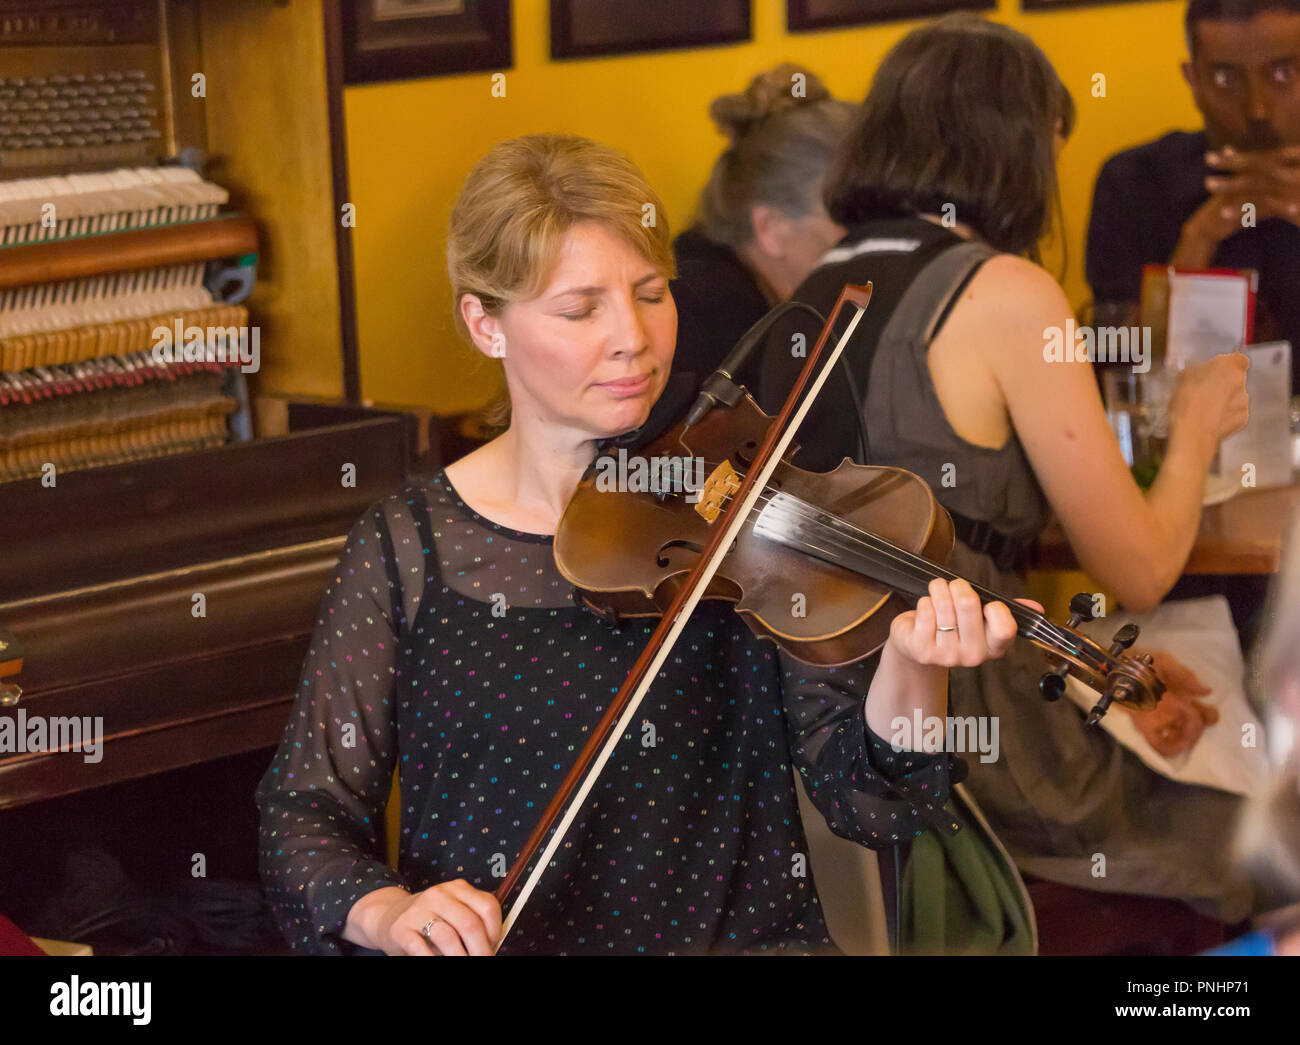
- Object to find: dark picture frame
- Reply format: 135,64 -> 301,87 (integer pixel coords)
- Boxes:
549,0 -> 751,60
787,0 -> 994,31
340,0 -> 512,85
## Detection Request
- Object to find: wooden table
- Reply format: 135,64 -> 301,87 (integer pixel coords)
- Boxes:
1033,481 -> 1300,576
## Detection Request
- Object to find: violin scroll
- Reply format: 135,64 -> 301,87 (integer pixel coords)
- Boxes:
1037,592 -> 1164,722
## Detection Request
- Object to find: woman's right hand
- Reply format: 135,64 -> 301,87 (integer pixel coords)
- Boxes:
1167,352 -> 1251,462
362,880 -> 503,955
1120,649 -> 1220,759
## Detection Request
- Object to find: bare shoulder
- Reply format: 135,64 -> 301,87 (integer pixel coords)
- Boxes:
961,253 -> 1071,314
941,253 -> 1074,352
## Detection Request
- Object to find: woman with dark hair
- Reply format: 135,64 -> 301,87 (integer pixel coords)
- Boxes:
670,64 -> 855,387
758,14 -> 1257,926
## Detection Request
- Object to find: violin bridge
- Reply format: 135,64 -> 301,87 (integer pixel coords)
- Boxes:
694,461 -> 742,524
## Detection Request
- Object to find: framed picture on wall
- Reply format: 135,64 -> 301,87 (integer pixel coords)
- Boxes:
550,0 -> 751,59
341,0 -> 512,85
787,0 -> 994,31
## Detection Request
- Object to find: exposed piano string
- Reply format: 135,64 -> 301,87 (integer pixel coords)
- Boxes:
0,262 -> 214,343
0,344 -> 238,482
0,165 -> 252,481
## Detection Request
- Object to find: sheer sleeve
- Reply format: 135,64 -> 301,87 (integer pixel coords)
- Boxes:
255,497 -> 414,954
779,650 -> 961,848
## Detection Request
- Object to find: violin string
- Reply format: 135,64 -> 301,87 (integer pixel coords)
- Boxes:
654,470 -> 1031,622
670,480 -> 1081,658
753,496 -> 1088,661
764,498 -> 1097,662
648,462 -> 1043,623
752,495 -> 1065,640
637,459 -> 1099,665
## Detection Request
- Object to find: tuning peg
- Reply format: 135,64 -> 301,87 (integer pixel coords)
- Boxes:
1040,594 -> 1096,701
1107,622 -> 1140,656
1067,592 -> 1095,626
1085,691 -> 1113,726
1080,624 -> 1141,724
1038,668 -> 1067,702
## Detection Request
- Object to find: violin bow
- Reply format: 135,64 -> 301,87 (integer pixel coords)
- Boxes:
491,284 -> 874,949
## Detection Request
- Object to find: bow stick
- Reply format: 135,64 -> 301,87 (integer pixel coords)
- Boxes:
492,284 -> 874,948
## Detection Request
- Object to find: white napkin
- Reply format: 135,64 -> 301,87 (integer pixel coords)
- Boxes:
1064,595 -> 1270,797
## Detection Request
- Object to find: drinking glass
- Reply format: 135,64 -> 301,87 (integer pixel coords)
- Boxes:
1103,368 -> 1171,489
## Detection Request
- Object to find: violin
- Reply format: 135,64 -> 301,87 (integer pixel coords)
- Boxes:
555,388 -> 1162,712
491,282 -> 1163,944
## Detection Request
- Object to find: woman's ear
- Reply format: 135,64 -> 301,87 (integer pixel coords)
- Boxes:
460,293 -> 506,360
748,204 -> 790,261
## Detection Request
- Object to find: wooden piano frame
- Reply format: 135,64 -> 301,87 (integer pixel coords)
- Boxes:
0,2 -> 474,947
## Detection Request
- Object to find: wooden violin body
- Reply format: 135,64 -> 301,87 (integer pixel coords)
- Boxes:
557,392 -> 955,667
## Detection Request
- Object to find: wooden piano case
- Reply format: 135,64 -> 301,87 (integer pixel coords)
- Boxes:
0,2 -> 448,948
0,412 -> 413,947
0,413 -> 410,807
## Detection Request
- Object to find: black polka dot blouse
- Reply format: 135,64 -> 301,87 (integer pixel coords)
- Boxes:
255,472 -> 956,954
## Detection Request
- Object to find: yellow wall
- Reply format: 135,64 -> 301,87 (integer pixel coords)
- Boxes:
343,0 -> 1200,414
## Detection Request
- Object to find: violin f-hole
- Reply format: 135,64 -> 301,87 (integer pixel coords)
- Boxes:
656,538 -> 705,568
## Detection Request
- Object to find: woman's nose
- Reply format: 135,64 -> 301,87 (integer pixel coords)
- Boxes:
606,295 -> 649,356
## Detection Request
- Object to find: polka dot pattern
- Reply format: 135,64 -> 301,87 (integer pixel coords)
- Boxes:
255,472 -> 953,954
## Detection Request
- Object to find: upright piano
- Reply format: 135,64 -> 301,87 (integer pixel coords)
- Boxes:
0,1 -> 439,948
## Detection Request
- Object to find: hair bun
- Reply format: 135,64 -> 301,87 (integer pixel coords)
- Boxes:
709,63 -> 833,145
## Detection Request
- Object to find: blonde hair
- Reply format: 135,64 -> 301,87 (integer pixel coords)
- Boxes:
446,135 -> 675,431
697,64 -> 855,250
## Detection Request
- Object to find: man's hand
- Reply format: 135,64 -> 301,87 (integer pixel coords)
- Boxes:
1121,648 -> 1220,758
1172,145 -> 1300,267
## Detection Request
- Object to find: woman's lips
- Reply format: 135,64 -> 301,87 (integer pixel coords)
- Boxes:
595,373 -> 652,398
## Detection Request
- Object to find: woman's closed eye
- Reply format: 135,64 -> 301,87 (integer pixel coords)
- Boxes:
560,293 -> 664,320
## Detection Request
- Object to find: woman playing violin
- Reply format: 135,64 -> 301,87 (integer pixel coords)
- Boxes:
255,134 -> 1031,956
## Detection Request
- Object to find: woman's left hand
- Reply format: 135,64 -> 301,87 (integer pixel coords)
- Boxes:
866,578 -> 1036,744
888,577 -> 1037,668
